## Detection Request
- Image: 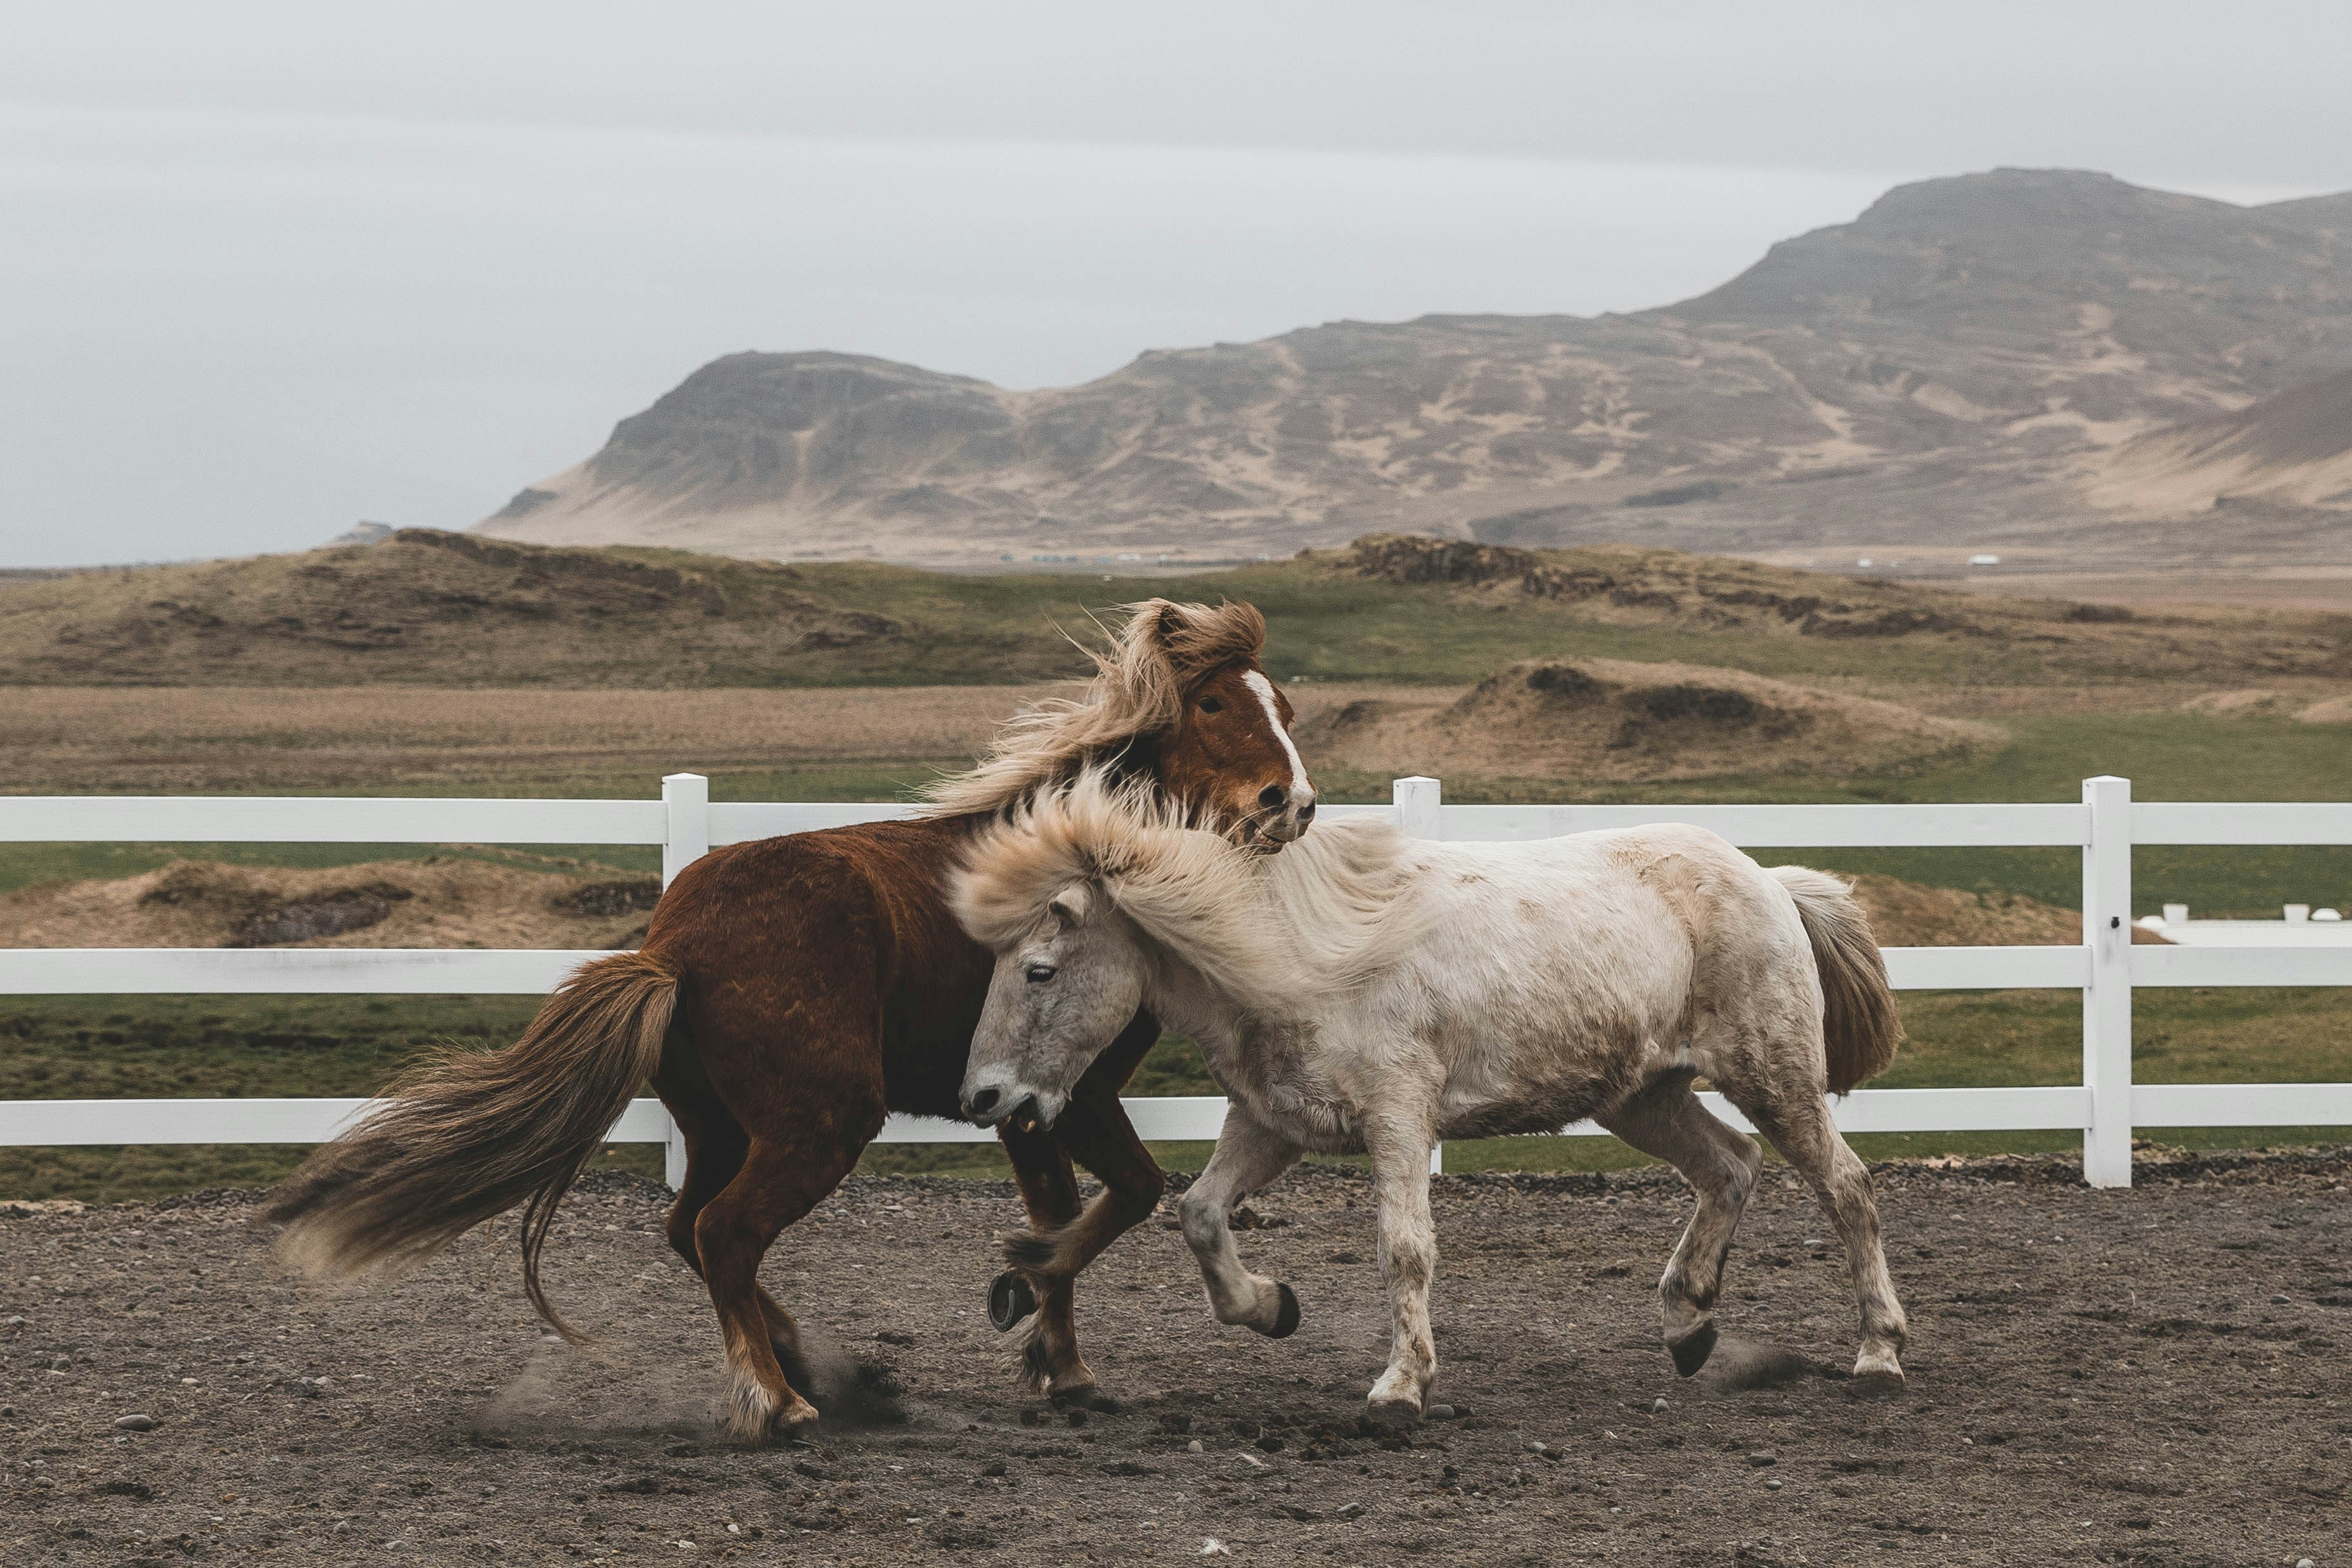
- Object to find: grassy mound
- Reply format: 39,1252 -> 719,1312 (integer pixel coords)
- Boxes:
1297,656 -> 1999,785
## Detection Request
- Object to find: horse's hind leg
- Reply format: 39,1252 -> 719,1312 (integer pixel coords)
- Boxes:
1597,1069 -> 1764,1377
695,1126 -> 872,1440
1732,1086 -> 1908,1385
659,1067 -> 817,1391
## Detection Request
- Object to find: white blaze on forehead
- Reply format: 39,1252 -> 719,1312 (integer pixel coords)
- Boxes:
1242,669 -> 1311,798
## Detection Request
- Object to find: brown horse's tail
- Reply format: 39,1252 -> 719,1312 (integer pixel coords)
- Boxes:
260,949 -> 681,1341
1769,866 -> 1902,1095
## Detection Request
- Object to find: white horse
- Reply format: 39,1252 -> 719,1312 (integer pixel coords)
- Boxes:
952,773 -> 1910,1422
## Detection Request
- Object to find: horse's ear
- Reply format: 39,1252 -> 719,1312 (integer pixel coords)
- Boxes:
1141,600 -> 1185,647
1050,885 -> 1092,930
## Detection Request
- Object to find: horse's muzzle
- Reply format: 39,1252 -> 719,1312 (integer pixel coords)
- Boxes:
1244,800 -> 1315,851
963,1084 -> 1044,1132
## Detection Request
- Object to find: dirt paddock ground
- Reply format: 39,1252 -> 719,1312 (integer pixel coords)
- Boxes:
5,1154 -> 2349,1567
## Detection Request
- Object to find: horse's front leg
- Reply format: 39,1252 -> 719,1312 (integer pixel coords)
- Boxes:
989,1014 -> 1166,1406
995,1121 -> 1098,1400
1176,1104 -> 1304,1337
1361,1105 -> 1441,1423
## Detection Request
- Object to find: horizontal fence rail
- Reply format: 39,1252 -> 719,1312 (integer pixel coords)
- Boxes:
4,772 -> 2349,1190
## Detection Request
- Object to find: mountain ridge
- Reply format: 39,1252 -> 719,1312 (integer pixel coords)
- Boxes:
476,168 -> 2352,569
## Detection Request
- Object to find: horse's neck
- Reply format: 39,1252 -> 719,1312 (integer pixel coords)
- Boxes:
1133,819 -> 1422,1024
1140,939 -> 1299,1105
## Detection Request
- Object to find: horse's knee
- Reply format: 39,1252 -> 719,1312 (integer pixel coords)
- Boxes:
664,1199 -> 706,1274
1728,1136 -> 1764,1194
1112,1168 -> 1166,1226
1378,1226 -> 1436,1290
1176,1188 -> 1226,1254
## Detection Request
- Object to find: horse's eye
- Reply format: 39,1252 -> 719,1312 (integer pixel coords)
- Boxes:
1198,697 -> 1223,714
1025,963 -> 1057,984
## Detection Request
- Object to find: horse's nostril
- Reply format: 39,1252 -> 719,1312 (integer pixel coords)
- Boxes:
968,1086 -> 1000,1116
1259,784 -> 1287,809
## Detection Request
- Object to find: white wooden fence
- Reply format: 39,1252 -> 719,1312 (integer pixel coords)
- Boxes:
4,773 -> 2349,1190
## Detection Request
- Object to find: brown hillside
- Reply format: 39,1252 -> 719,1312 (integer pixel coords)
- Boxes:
0,859 -> 656,953
2088,367 -> 2352,515
1295,657 -> 1998,785
1327,534 -> 2352,684
1841,873 -> 2166,948
7,528 -> 2346,694
0,529 -> 900,686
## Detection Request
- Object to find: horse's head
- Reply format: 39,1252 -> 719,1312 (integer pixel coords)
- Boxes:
919,596 -> 1316,849
956,875 -> 1144,1133
1125,600 -> 1316,849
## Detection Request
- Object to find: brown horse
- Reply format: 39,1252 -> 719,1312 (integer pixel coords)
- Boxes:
262,600 -> 1315,1439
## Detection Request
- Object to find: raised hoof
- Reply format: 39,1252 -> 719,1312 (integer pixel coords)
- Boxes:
1050,1384 -> 1121,1413
988,1270 -> 1038,1333
1365,1396 -> 1420,1429
1259,1283 -> 1302,1340
1668,1321 -> 1719,1378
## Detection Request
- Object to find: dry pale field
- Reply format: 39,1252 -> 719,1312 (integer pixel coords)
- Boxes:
0,684 -> 1421,794
0,855 -> 2100,954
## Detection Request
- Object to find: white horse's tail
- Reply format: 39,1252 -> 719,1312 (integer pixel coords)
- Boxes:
1770,866 -> 1902,1095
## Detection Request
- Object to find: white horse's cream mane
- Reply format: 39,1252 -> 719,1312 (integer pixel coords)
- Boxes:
952,768 -> 1431,1020
917,599 -> 1268,818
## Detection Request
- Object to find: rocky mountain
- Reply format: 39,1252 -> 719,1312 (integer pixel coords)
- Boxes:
477,169 -> 2352,570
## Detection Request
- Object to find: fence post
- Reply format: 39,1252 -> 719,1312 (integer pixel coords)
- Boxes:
1394,777 -> 1446,1174
1394,775 -> 1442,840
658,773 -> 710,1190
662,773 -> 710,891
2081,775 -> 2133,1188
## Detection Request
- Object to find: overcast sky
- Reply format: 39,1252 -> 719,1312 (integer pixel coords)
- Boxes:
4,1 -> 2348,567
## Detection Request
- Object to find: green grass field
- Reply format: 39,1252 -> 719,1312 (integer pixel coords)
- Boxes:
7,981 -> 2350,1201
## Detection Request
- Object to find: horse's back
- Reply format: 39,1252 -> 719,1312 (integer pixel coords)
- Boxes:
1399,824 -> 1807,1054
644,818 -> 993,1121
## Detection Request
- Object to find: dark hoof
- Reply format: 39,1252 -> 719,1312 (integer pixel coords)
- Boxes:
1250,1282 -> 1300,1340
1050,1384 -> 1121,1413
1365,1398 -> 1419,1429
988,1271 -> 1038,1332
1668,1321 -> 1719,1378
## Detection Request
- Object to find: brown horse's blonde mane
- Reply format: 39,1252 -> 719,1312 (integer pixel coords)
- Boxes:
918,598 -> 1268,818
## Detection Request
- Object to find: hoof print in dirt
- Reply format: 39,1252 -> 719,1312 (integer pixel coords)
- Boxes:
1051,1385 -> 1121,1414
988,1271 -> 1039,1332
806,1360 -> 908,1428
1697,1340 -> 1816,1392
1845,1368 -> 1908,1400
